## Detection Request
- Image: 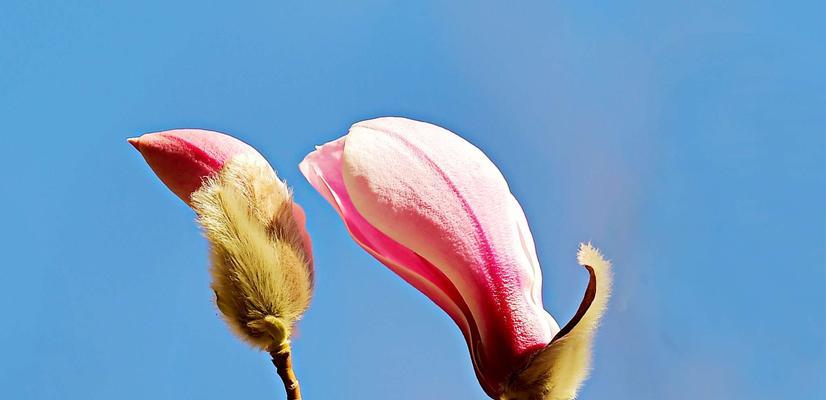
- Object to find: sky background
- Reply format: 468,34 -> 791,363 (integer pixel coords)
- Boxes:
1,1 -> 824,399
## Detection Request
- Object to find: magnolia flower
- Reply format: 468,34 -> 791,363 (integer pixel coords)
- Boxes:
300,118 -> 611,400
129,129 -> 312,400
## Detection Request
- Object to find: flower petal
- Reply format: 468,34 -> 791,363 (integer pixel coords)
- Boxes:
299,138 -> 475,340
129,129 -> 259,204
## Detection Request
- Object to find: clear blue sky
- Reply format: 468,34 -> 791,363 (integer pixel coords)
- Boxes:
1,1 -> 823,399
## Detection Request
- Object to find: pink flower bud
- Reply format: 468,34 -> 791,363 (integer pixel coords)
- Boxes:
128,129 -> 259,205
300,118 -> 610,399
130,128 -> 315,353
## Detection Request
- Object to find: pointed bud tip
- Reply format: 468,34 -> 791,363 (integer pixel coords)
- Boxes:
127,137 -> 141,151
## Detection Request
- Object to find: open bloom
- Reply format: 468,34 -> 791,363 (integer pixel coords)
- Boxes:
130,129 -> 313,352
300,118 -> 611,399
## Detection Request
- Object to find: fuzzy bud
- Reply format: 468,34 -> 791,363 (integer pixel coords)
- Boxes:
130,129 -> 313,351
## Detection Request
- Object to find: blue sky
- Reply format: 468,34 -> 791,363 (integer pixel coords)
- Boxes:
1,1 -> 824,399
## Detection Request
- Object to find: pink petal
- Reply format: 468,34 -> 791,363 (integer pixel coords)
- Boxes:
291,202 -> 314,269
129,129 -> 259,204
299,138 -> 476,340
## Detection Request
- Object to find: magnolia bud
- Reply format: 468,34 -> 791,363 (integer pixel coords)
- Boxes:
131,129 -> 313,352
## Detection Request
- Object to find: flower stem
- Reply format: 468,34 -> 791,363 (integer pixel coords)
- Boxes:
270,343 -> 301,400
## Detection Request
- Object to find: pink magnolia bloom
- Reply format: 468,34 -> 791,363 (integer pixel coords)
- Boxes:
300,118 -> 610,399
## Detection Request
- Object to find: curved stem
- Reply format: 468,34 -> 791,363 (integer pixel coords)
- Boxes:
270,343 -> 301,400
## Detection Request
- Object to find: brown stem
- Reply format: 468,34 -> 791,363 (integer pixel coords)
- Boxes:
270,343 -> 301,400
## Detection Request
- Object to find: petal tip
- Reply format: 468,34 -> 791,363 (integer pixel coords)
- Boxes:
127,137 -> 141,151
